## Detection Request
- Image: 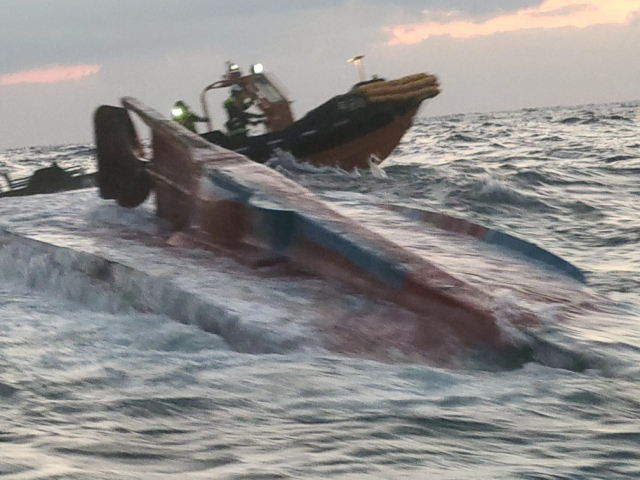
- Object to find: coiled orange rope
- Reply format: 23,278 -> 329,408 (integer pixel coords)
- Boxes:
356,73 -> 441,103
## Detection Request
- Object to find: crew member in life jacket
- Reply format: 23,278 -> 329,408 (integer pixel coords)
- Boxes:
171,100 -> 208,133
224,84 -> 264,137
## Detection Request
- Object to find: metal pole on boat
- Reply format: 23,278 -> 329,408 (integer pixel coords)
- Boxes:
348,55 -> 366,82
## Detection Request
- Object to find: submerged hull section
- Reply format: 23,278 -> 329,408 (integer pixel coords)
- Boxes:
0,188 -> 597,369
93,97 -> 554,351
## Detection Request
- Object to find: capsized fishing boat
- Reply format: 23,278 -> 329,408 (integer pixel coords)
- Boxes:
0,163 -> 95,198
92,97 -> 588,354
183,61 -> 440,170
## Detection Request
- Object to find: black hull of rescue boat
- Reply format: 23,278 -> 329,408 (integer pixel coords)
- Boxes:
202,84 -> 429,169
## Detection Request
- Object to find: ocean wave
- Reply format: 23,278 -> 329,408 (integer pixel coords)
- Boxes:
0,236 -> 312,355
466,175 -> 554,211
1,100 -> 640,478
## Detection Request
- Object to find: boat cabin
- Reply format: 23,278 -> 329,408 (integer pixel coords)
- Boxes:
199,63 -> 294,135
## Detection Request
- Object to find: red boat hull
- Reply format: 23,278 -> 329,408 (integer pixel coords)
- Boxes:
302,108 -> 418,169
94,98 -> 548,352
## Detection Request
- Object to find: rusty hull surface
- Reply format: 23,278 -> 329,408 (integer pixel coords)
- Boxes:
121,97 -> 535,348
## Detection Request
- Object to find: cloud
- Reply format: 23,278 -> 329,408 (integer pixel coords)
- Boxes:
0,0 -> 344,74
379,0 -> 544,17
0,1 -> 547,76
1,0 -> 639,149
0,64 -> 101,86
387,0 -> 640,44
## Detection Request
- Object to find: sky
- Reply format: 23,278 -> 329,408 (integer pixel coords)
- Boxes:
1,0 -> 639,149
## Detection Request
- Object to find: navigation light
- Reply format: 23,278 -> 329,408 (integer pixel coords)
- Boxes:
348,54 -> 366,82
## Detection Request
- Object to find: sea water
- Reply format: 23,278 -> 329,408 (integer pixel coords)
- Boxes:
0,101 -> 639,478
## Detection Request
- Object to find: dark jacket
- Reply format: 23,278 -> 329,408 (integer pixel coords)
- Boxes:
224,95 -> 262,136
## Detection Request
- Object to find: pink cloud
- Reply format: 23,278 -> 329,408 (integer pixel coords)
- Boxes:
388,0 -> 640,44
0,64 -> 101,86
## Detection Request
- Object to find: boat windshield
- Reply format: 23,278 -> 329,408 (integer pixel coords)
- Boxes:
251,75 -> 286,103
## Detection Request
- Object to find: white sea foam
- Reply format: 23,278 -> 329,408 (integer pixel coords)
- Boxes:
1,102 -> 640,477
